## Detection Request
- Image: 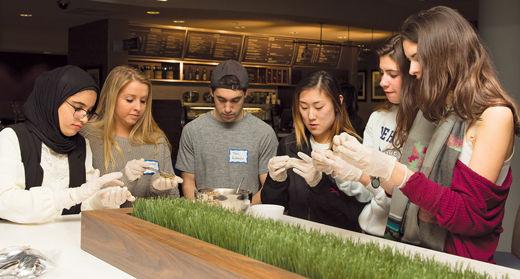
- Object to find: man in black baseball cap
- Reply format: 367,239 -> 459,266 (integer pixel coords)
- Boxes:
208,59 -> 249,122
210,59 -> 249,92
176,60 -> 278,206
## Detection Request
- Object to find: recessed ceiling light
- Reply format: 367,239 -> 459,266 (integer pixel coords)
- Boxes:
337,36 -> 347,39
156,0 -> 168,1
20,14 -> 32,17
173,20 -> 185,23
288,31 -> 298,34
147,11 -> 160,15
234,26 -> 245,29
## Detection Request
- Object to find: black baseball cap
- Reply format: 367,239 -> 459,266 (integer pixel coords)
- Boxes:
210,60 -> 249,91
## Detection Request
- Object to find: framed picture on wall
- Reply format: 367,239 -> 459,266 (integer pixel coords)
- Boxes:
357,71 -> 366,101
86,68 -> 101,88
371,70 -> 386,100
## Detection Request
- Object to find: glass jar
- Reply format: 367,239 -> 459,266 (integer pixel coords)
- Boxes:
165,66 -> 174,79
153,66 -> 162,79
141,65 -> 152,79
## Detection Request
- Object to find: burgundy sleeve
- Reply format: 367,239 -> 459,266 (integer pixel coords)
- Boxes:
400,160 -> 510,236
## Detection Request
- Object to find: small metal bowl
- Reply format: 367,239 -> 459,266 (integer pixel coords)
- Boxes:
195,188 -> 252,212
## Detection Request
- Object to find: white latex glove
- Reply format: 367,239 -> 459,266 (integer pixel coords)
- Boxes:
313,148 -> 362,182
52,170 -> 123,211
125,158 -> 149,181
292,152 -> 322,187
333,133 -> 396,181
89,186 -> 136,209
153,176 -> 184,191
311,147 -> 333,175
268,155 -> 290,182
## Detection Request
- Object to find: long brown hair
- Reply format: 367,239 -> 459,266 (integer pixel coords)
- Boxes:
399,6 -> 520,139
375,34 -> 418,148
86,65 -> 170,173
291,70 -> 361,150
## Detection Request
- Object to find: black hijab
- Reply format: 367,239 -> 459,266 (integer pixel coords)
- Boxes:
23,65 -> 99,154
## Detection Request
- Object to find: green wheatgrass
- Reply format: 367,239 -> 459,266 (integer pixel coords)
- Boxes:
132,197 -> 500,279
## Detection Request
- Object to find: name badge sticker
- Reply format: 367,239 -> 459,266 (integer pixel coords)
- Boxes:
229,149 -> 248,164
144,160 -> 159,174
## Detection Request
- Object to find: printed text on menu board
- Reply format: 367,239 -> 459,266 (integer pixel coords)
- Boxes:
128,25 -> 186,58
185,31 -> 243,61
242,36 -> 294,65
294,43 -> 341,68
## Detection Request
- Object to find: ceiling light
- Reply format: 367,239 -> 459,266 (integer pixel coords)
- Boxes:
147,11 -> 160,15
156,0 -> 168,1
234,26 -> 245,29
337,36 -> 347,39
288,31 -> 298,34
173,20 -> 185,23
20,14 -> 32,17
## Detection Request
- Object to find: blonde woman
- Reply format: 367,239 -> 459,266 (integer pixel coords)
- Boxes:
82,65 -> 182,207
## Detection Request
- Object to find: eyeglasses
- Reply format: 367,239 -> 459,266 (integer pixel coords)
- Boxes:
66,101 -> 98,122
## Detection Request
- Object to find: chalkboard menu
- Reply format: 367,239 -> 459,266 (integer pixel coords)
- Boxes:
242,36 -> 294,65
293,43 -> 341,68
185,31 -> 243,61
128,25 -> 186,58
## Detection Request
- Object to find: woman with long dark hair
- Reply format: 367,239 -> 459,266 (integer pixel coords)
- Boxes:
261,70 -> 366,231
335,6 -> 519,262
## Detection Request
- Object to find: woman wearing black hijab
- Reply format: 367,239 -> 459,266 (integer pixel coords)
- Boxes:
0,65 -> 134,224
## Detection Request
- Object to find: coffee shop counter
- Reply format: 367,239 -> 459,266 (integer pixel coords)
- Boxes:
2,212 -> 519,278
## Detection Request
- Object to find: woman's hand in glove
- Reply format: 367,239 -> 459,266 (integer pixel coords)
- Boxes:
292,152 -> 322,187
89,186 -> 136,209
153,176 -> 184,190
268,155 -> 290,182
53,170 -> 123,210
311,147 -> 333,175
313,148 -> 362,182
333,133 -> 396,181
125,158 -> 149,181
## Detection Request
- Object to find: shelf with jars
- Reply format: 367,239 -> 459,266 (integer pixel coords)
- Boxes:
128,58 -> 292,86
181,101 -> 275,127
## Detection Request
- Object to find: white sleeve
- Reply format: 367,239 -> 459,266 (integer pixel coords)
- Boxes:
357,110 -> 393,235
358,182 -> 392,236
0,128 -> 60,223
363,111 -> 379,149
333,176 -> 372,202
81,138 -> 98,211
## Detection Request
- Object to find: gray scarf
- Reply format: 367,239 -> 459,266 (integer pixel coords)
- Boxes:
385,110 -> 465,251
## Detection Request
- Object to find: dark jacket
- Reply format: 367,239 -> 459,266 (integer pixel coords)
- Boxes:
261,133 -> 365,231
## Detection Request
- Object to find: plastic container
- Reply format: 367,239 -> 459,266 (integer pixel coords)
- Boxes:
250,204 -> 284,220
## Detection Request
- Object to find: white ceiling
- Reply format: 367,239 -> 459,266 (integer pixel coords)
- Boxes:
0,0 -> 478,55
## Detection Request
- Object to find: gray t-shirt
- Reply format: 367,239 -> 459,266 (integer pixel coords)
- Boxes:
81,125 -> 178,207
176,111 -> 278,194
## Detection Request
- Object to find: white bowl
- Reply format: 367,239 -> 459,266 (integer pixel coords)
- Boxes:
250,204 -> 284,220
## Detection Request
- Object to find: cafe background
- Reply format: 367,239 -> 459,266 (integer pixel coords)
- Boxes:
0,0 -> 519,254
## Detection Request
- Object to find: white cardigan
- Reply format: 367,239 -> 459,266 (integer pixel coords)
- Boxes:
0,127 -> 97,224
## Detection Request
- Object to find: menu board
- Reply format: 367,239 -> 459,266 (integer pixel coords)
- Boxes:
293,43 -> 341,68
185,31 -> 243,61
242,36 -> 294,65
128,25 -> 186,58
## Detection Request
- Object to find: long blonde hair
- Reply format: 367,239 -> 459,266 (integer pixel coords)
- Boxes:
291,70 -> 361,150
86,65 -> 170,172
